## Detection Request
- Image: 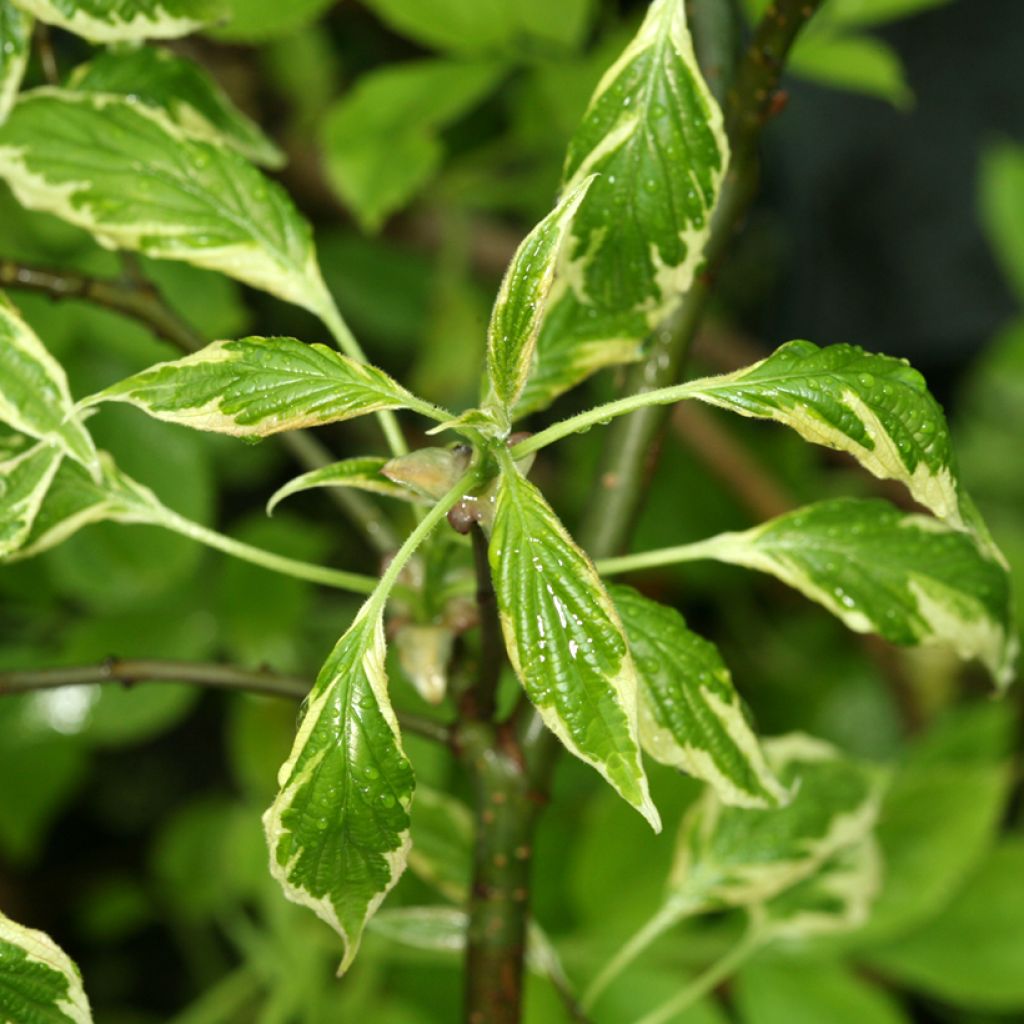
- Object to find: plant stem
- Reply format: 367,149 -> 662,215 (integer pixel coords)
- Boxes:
595,533 -> 742,577
156,508 -> 381,595
459,719 -> 540,1024
0,258 -> 402,556
0,659 -> 451,744
318,299 -> 409,458
630,929 -> 761,1024
464,525 -> 503,722
582,899 -> 695,1011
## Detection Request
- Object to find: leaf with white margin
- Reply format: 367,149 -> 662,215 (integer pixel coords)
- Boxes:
5,452 -> 166,561
752,835 -> 884,944
485,175 -> 594,421
687,340 -> 974,536
0,910 -> 93,1023
69,46 -> 284,167
268,456 -> 418,516
521,0 -> 728,416
0,441 -> 63,559
369,906 -> 569,980
88,337 -> 421,438
489,457 -> 659,830
686,498 -> 1016,689
263,606 -> 415,973
0,1 -> 31,123
0,90 -> 334,320
0,294 -> 97,470
669,734 -> 884,914
11,0 -> 223,42
610,583 -> 788,809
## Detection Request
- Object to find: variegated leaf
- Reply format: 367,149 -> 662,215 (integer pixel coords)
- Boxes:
688,340 -> 973,535
0,1 -> 30,123
5,452 -> 165,562
752,835 -> 884,944
0,911 -> 93,1023
69,46 -> 284,167
11,0 -> 222,42
263,606 -> 415,973
0,90 -> 334,319
610,584 -> 788,809
0,441 -> 63,559
520,0 -> 729,416
485,175 -> 594,421
670,734 -> 884,913
0,294 -> 97,469
89,337 -> 418,437
268,456 -> 418,516
489,459 -> 659,830
687,498 -> 1016,689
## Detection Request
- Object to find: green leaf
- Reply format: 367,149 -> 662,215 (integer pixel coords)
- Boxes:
0,89 -> 335,319
735,957 -> 910,1024
979,143 -> 1024,306
267,457 -> 416,516
0,1 -> 31,123
209,0 -> 334,41
320,60 -> 503,232
360,0 -> 594,55
839,712 -> 1012,947
522,0 -> 729,414
263,606 -> 415,973
670,734 -> 884,913
789,31 -> 913,109
406,785 -> 473,904
687,498 -> 1016,689
0,441 -> 63,559
90,337 -> 420,437
69,46 -> 284,167
11,0 -> 223,41
688,341 -> 975,532
609,584 -> 788,809
0,911 -> 93,1023
7,452 -> 166,561
486,176 -> 594,419
865,839 -> 1024,1011
0,295 -> 97,469
489,460 -> 659,829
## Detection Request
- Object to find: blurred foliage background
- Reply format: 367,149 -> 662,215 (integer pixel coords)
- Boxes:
0,0 -> 1022,1021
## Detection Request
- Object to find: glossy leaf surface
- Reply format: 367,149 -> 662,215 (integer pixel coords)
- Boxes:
11,0 -> 222,41
0,1 -> 30,123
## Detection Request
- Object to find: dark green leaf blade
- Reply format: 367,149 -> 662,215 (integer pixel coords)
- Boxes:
691,498 -> 1016,688
69,46 -> 284,167
522,0 -> 729,414
489,463 -> 659,829
11,0 -> 223,42
263,607 -> 415,973
610,584 -> 787,809
0,90 -> 333,318
0,911 -> 93,1023
90,337 -> 417,437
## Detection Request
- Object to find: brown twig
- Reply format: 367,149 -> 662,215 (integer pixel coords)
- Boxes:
0,659 -> 451,744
